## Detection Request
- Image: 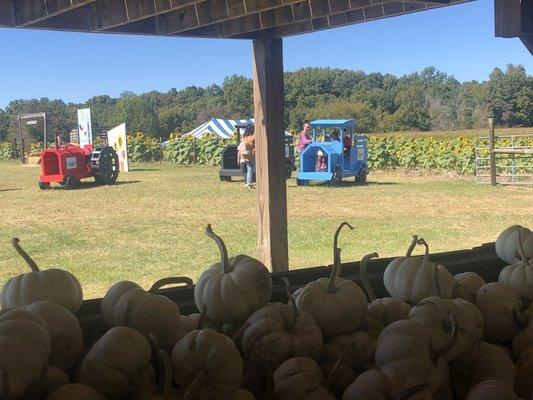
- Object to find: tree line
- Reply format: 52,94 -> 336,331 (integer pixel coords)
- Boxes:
0,64 -> 531,142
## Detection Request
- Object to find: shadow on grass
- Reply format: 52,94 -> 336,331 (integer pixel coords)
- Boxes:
0,188 -> 22,192
130,168 -> 159,172
293,180 -> 398,188
51,180 -> 142,191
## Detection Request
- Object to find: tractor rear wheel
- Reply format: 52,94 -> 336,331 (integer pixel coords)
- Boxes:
93,146 -> 119,185
356,169 -> 367,185
64,176 -> 78,190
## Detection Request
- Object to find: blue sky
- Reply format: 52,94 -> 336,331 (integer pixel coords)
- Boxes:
0,0 -> 530,108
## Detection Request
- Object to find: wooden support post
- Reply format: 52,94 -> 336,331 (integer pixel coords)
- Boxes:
252,31 -> 289,272
488,118 -> 497,186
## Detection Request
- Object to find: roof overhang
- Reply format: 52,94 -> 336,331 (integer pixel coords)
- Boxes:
0,0 -> 474,39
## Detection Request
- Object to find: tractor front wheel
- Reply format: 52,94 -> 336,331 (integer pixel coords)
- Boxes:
331,169 -> 343,186
38,182 -> 50,190
296,179 -> 309,186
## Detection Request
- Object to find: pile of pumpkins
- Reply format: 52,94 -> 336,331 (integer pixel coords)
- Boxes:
0,223 -> 531,400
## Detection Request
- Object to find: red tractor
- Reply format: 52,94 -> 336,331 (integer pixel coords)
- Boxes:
39,143 -> 119,189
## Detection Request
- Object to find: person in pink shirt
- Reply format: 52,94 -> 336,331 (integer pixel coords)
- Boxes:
297,120 -> 312,153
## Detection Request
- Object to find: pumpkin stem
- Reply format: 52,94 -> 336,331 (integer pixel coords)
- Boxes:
517,230 -> 529,264
206,224 -> 230,274
433,312 -> 457,362
405,235 -> 418,257
359,252 -> 379,302
432,264 -> 443,298
12,238 -> 39,272
155,349 -> 173,398
325,341 -> 351,387
231,322 -> 250,342
328,222 -> 354,293
282,277 -> 299,333
394,383 -> 430,400
416,238 -> 430,262
149,277 -> 193,293
183,370 -> 207,400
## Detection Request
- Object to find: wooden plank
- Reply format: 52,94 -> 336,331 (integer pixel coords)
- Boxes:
0,1 -> 15,26
494,0 -> 521,37
13,0 -> 95,26
252,31 -> 289,272
488,118 -> 497,186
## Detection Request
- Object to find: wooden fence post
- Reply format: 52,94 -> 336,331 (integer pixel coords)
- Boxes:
488,118 -> 497,186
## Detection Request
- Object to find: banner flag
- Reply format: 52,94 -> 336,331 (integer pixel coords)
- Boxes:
77,108 -> 92,147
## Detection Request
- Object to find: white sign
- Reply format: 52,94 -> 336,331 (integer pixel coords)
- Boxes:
77,108 -> 92,148
357,147 -> 365,161
26,120 -> 38,125
107,123 -> 129,172
66,156 -> 77,170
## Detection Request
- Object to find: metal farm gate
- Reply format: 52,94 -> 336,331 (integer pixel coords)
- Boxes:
475,119 -> 533,185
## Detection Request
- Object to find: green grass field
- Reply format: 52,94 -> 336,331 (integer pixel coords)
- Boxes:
0,160 -> 532,299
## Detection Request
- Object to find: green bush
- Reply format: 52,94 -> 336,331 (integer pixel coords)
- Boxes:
0,142 -> 14,160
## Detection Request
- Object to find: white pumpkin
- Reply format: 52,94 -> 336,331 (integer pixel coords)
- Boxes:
101,280 -> 142,327
496,225 -> 532,264
465,380 -> 520,400
1,238 -> 83,313
450,342 -> 516,399
515,347 -> 533,399
0,308 -> 51,398
319,331 -> 376,396
512,323 -> 533,357
25,300 -> 83,370
296,222 -> 367,337
105,277 -> 192,350
360,252 -> 411,336
383,237 -> 454,304
476,282 -> 528,343
342,369 -> 432,400
172,328 -> 243,400
274,357 -> 335,400
194,225 -> 272,324
374,319 -> 452,395
408,296 -> 483,361
46,384 -> 107,400
45,366 -> 70,395
242,279 -> 323,371
78,326 -> 152,399
499,230 -> 533,300
453,272 -> 485,303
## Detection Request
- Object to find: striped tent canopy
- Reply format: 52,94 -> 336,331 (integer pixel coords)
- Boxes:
189,118 -> 254,139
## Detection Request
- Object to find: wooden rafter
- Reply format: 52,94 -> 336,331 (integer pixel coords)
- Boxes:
4,0 -> 96,27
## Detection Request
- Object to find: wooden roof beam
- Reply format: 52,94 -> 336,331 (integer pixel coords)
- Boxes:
495,0 -> 533,55
12,0 -> 96,27
211,0 -> 441,38
93,0 -> 202,31
160,0 -> 304,35
270,0 -> 469,37
176,0 -> 415,37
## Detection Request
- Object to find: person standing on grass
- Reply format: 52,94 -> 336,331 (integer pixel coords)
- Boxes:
297,119 -> 312,153
242,125 -> 256,188
237,137 -> 247,180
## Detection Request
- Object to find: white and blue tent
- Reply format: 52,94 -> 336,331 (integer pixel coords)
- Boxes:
188,118 -> 254,139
